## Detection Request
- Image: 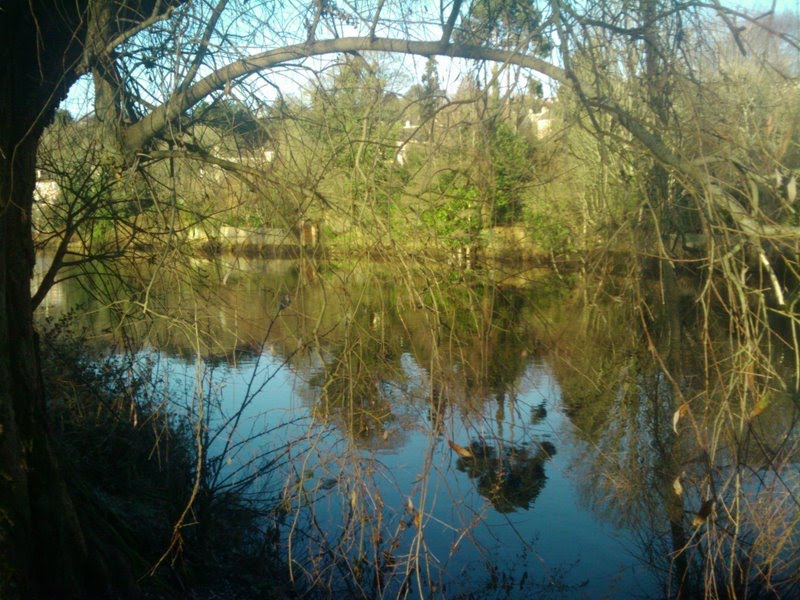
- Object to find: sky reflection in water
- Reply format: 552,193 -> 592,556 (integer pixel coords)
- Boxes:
157,346 -> 658,598
38,257 -> 661,598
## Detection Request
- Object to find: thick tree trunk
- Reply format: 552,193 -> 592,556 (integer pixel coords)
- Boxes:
0,2 -> 87,595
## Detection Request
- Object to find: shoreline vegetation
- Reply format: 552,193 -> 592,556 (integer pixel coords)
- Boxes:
37,316 -> 294,599
35,222 -> 590,263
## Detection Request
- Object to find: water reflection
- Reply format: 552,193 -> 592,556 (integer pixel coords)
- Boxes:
36,255 -> 800,597
32,256 -> 657,596
454,438 -> 556,513
548,272 -> 800,598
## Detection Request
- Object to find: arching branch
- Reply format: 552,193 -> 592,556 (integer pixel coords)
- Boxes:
122,36 -> 567,155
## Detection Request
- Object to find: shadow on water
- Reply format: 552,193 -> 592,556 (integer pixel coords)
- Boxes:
35,255 -> 800,598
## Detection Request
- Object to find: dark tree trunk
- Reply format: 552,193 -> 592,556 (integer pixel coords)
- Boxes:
0,2 -> 88,595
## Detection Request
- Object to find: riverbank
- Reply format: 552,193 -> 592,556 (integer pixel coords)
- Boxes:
36,221 -> 561,262
30,318 -> 293,599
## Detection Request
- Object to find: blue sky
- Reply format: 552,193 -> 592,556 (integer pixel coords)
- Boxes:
62,0 -> 798,118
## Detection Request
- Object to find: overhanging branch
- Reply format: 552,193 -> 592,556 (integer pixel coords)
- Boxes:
122,36 -> 567,153
605,101 -> 800,242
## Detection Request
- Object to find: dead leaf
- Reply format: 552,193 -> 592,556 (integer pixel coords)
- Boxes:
448,440 -> 474,459
319,477 -> 338,490
673,477 -> 683,496
749,395 -> 770,419
672,402 -> 690,434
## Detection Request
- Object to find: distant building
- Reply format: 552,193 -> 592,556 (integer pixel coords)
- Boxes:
34,169 -> 59,203
396,120 -> 419,165
528,103 -> 554,139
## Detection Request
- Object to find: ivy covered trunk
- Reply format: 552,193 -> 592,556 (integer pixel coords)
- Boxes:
0,2 -> 87,595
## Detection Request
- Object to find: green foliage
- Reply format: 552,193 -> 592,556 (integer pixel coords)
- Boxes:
422,172 -> 480,246
39,314 -> 191,595
192,98 -> 269,149
455,440 -> 555,513
223,211 -> 267,229
419,58 -> 442,122
53,109 -> 73,126
488,121 -> 534,225
525,209 -> 574,253
36,119 -> 157,253
294,56 -> 404,225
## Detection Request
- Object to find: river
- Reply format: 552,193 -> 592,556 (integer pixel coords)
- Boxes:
35,254 -> 800,598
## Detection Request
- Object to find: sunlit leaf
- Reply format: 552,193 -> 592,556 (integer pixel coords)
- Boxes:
749,395 -> 770,419
448,439 -> 475,458
672,402 -> 690,434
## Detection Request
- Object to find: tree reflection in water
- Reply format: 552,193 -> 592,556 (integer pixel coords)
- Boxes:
454,438 -> 556,513
37,254 -> 800,598
554,265 -> 800,599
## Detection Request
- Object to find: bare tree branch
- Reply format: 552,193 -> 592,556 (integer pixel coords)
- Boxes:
102,1 -> 178,59
605,100 -> 800,241
441,0 -> 463,48
175,0 -> 229,94
123,36 -> 567,154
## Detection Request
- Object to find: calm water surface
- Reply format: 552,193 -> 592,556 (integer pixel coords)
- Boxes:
38,256 -> 690,598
